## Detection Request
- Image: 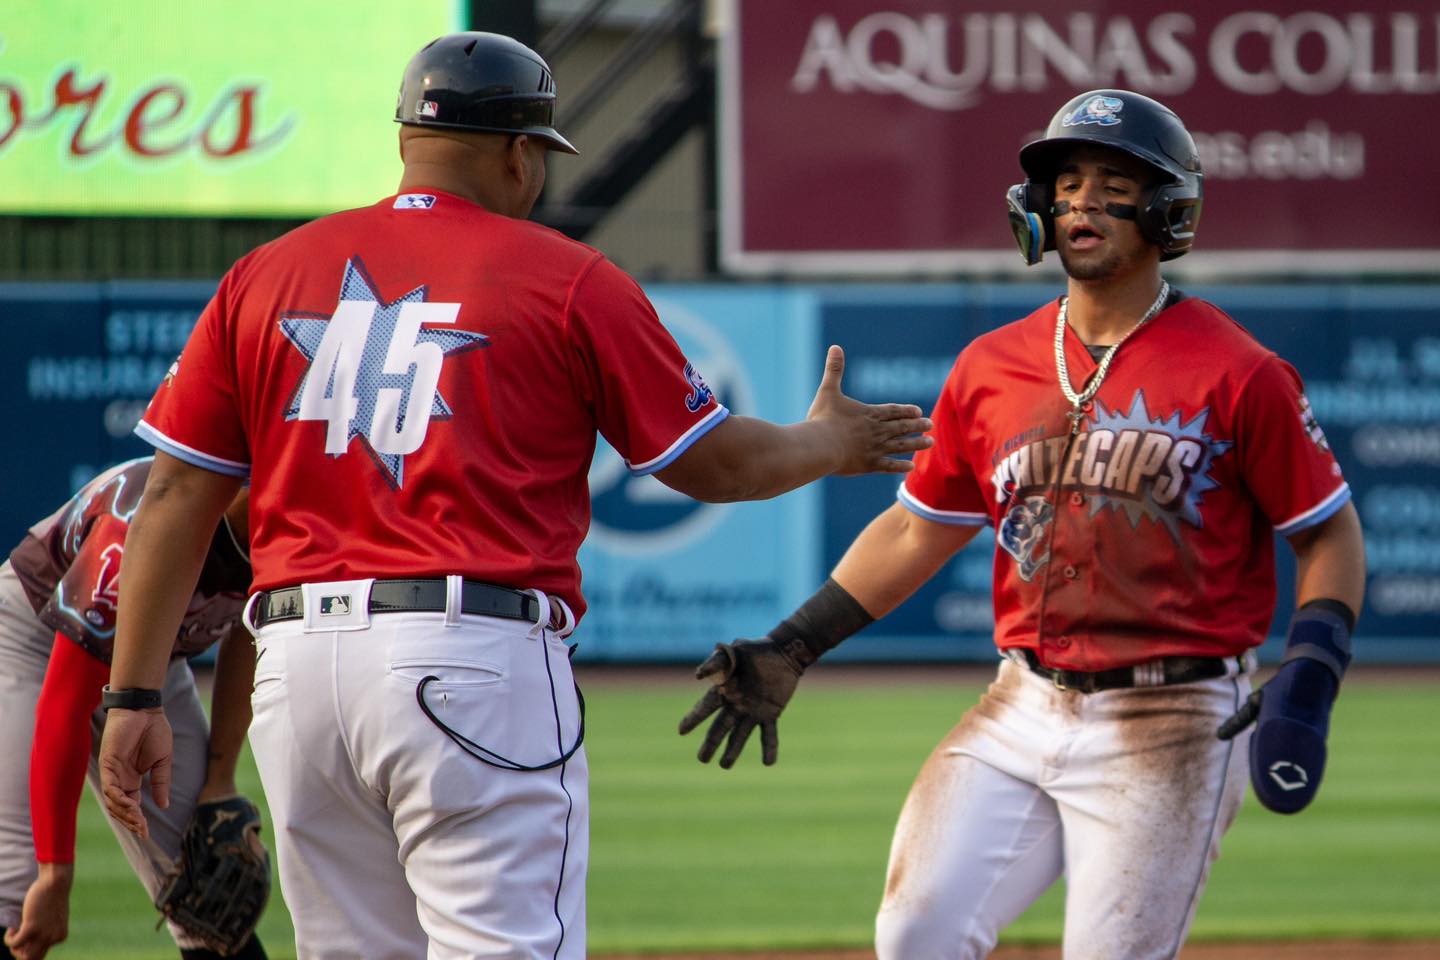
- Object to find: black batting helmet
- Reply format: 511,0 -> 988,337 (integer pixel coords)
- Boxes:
1006,89 -> 1202,264
395,32 -> 578,154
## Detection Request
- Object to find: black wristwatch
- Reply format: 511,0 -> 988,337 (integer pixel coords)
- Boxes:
100,685 -> 163,711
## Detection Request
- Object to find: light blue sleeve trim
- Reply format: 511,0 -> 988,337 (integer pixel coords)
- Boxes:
1274,482 -> 1351,537
897,484 -> 990,527
626,405 -> 731,477
135,421 -> 251,479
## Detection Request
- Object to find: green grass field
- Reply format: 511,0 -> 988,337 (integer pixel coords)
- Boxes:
62,669 -> 1440,958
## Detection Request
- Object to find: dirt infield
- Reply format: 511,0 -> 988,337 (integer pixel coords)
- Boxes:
594,942 -> 1440,959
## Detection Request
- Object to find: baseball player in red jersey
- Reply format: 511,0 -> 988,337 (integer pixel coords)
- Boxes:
95,32 -> 931,960
0,459 -> 266,960
681,90 -> 1366,959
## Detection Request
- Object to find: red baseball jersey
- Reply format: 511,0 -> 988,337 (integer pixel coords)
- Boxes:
137,189 -> 727,617
8,458 -> 252,662
900,295 -> 1350,670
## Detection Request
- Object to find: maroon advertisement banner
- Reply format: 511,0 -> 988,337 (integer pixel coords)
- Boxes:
722,0 -> 1440,275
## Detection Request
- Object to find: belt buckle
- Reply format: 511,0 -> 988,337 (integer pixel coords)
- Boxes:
1050,668 -> 1069,692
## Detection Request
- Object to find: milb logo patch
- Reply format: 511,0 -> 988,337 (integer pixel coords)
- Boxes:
319,595 -> 352,616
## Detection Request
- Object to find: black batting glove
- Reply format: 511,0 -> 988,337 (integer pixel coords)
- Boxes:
679,579 -> 873,768
678,637 -> 814,768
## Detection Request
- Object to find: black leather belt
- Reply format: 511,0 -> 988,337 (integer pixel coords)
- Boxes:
251,579 -> 558,630
1015,647 -> 1237,694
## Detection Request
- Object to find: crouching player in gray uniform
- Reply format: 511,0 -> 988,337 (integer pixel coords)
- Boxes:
0,458 -> 266,960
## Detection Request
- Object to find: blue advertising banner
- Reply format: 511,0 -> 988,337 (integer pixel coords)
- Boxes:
1220,286 -> 1440,660
817,284 -> 1063,661
1,282 -> 213,549
575,288 -> 825,660
2,281 -> 1434,662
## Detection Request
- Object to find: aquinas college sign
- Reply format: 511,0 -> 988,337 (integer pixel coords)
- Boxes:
722,0 -> 1440,275
789,10 -> 1439,108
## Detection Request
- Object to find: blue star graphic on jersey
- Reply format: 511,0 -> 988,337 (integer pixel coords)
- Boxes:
279,257 -> 487,489
1086,389 -> 1232,540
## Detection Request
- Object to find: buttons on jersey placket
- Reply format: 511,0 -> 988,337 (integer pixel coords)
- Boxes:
1060,493 -> 1085,595
1038,485 -> 1089,660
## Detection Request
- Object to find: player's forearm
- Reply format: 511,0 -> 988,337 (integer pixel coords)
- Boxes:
658,415 -> 846,503
34,862 -> 74,885
833,502 -> 982,618
1289,501 -> 1365,618
111,456 -> 241,690
111,512 -> 213,689
715,417 -> 847,500
201,625 -> 256,800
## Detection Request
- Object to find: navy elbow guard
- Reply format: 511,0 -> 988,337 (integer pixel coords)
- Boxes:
1249,600 -> 1354,814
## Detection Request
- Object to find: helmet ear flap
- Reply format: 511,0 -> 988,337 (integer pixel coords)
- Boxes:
1006,181 -> 1055,266
1140,181 -> 1203,261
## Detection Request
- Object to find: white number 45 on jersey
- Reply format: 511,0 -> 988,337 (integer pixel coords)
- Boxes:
297,300 -> 461,456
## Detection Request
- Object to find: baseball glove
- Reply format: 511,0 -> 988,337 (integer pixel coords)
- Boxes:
155,795 -> 271,956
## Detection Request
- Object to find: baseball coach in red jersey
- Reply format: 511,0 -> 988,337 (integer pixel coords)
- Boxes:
96,32 -> 931,960
680,89 -> 1366,960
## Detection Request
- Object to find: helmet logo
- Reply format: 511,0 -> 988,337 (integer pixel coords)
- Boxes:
415,100 -> 439,119
1062,95 -> 1124,127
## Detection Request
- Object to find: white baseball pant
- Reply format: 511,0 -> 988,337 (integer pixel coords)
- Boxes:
875,655 -> 1252,960
246,579 -> 587,960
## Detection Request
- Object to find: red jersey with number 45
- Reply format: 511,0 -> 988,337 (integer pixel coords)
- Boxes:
899,295 -> 1350,670
138,189 -> 727,617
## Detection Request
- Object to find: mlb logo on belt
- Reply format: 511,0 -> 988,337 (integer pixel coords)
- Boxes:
319,595 -> 352,616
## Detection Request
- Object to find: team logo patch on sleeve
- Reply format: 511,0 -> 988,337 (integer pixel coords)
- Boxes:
683,362 -> 714,412
1297,394 -> 1331,451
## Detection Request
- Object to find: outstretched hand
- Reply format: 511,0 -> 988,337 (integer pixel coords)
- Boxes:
806,345 -> 933,476
678,638 -> 810,768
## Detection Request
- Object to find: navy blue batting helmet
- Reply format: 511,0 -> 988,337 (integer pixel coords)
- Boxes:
395,32 -> 578,154
1007,89 -> 1202,264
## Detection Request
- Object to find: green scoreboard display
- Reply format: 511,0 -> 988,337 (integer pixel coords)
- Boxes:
0,0 -> 463,215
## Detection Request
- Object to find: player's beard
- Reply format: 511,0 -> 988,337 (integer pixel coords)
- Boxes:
1058,242 -> 1126,281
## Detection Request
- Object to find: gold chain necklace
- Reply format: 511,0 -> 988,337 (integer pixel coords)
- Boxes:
1053,281 -> 1170,435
